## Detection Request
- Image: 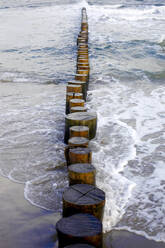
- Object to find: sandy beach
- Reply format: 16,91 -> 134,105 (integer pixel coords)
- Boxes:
0,175 -> 60,248
104,230 -> 165,248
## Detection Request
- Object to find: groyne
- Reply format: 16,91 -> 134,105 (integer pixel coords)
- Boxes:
56,8 -> 106,248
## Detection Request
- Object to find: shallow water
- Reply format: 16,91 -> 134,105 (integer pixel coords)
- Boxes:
0,0 -> 165,243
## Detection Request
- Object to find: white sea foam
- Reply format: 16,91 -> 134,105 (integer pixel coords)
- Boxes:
87,79 -> 137,231
24,170 -> 69,212
87,4 -> 165,22
87,74 -> 165,241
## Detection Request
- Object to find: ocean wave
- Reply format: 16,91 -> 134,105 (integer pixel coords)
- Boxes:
87,75 -> 165,241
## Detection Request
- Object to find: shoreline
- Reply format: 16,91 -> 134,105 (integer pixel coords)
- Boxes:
0,175 -> 59,248
1,175 -> 165,248
104,230 -> 165,248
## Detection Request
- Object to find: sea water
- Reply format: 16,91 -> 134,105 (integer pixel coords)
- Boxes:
0,0 -> 165,243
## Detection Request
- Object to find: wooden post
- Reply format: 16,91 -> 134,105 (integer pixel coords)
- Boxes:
65,137 -> 89,166
77,54 -> 89,59
77,50 -> 88,53
81,25 -> 88,32
66,92 -> 83,114
75,74 -> 88,82
77,51 -> 88,55
78,35 -> 88,41
77,62 -> 89,68
78,49 -> 88,53
63,184 -> 105,221
77,58 -> 89,64
68,163 -> 96,185
78,33 -> 88,38
68,80 -> 87,101
69,99 -> 85,109
69,147 -> 92,164
70,106 -> 87,113
78,33 -> 88,37
78,36 -> 88,42
70,126 -> 89,138
56,213 -> 103,248
77,39 -> 87,45
80,31 -> 88,35
68,137 -> 89,148
78,51 -> 88,55
79,30 -> 88,35
76,69 -> 89,75
64,244 -> 96,248
77,65 -> 90,71
67,84 -> 82,93
64,112 -> 97,143
78,44 -> 88,49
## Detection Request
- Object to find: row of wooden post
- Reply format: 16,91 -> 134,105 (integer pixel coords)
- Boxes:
56,8 -> 106,248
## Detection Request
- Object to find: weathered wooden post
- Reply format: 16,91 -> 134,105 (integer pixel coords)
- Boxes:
77,58 -> 89,64
77,65 -> 90,72
56,213 -> 103,248
77,62 -> 89,67
69,99 -> 85,109
68,137 -> 89,148
67,84 -> 82,93
78,44 -> 88,49
70,106 -> 87,113
76,69 -> 89,75
81,24 -> 88,32
78,51 -> 89,56
68,163 -> 96,185
63,184 -> 105,221
70,126 -> 89,138
77,54 -> 89,59
65,112 -> 97,143
75,74 -> 89,82
78,35 -> 88,42
77,49 -> 88,53
66,92 -> 83,114
68,80 -> 87,101
64,244 -> 96,248
69,147 -> 92,165
65,137 -> 89,166
77,39 -> 87,45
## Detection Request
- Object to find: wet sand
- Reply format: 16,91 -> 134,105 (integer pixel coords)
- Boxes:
0,175 -> 60,248
104,230 -> 165,248
1,175 -> 165,248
